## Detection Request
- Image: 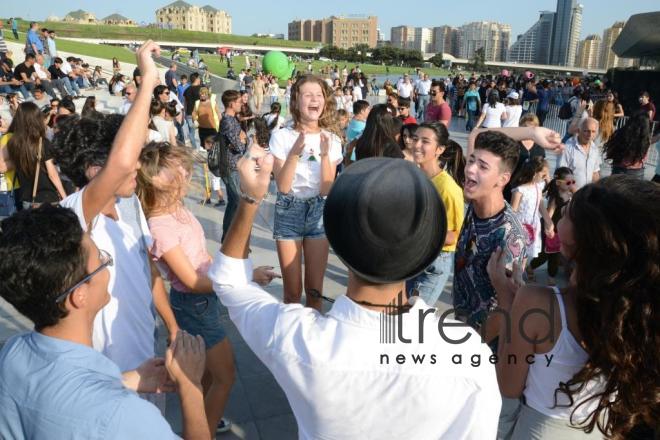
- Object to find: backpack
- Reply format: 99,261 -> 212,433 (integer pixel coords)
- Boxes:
558,100 -> 574,120
207,132 -> 230,179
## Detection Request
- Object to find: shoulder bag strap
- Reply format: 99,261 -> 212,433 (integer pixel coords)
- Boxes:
32,138 -> 42,204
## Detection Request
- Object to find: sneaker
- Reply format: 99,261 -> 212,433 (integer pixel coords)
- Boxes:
200,198 -> 211,205
216,418 -> 232,433
214,199 -> 226,207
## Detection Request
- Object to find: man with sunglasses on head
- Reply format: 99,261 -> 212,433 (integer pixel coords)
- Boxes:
0,205 -> 209,439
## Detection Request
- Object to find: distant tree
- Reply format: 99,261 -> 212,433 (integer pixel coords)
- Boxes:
470,47 -> 486,72
428,53 -> 444,67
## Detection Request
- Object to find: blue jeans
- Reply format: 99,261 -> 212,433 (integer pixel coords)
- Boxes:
416,95 -> 430,121
273,192 -> 325,240
406,251 -> 453,306
466,109 -> 478,131
221,170 -> 240,242
185,115 -> 198,148
170,287 -> 226,349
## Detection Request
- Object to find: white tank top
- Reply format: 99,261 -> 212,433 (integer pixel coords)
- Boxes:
524,288 -> 602,421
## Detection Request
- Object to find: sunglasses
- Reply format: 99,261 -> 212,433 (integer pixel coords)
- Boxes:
558,179 -> 576,185
430,91 -> 437,96
55,249 -> 113,304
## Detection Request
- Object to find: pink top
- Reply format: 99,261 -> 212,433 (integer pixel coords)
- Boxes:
425,102 -> 452,123
148,208 -> 212,292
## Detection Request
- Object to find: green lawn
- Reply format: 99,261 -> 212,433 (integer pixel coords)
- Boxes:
6,19 -> 317,50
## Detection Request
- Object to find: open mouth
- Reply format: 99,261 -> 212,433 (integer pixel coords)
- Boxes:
464,178 -> 478,191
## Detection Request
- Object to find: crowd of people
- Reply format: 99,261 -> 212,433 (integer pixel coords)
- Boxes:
0,27 -> 658,440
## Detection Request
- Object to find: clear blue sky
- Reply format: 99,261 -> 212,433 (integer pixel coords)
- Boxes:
4,0 -> 658,41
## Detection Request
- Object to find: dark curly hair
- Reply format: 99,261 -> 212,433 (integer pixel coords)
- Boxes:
603,113 -> 651,167
555,175 -> 660,438
51,113 -> 125,188
0,205 -> 86,330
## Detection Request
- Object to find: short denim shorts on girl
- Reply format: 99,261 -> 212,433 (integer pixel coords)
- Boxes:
273,192 -> 326,240
170,288 -> 226,349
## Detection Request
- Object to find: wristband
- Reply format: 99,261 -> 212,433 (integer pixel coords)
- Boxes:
239,191 -> 265,204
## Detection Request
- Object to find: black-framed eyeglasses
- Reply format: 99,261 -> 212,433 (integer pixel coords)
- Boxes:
55,249 -> 113,304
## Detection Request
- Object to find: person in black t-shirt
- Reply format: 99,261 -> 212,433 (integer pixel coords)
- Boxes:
504,113 -> 546,202
13,54 -> 38,94
183,72 -> 202,148
47,57 -> 77,98
0,102 -> 67,206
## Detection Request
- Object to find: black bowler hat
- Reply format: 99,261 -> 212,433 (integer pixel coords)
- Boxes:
324,158 -> 447,284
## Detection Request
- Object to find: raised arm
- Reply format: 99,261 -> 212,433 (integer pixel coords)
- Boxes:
80,41 -> 160,227
273,131 -> 305,195
467,126 -> 564,157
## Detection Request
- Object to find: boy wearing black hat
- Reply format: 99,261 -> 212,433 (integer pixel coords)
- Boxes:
209,152 -> 501,439
457,126 -> 564,344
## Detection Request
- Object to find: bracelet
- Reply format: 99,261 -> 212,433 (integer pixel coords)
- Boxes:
240,191 -> 267,204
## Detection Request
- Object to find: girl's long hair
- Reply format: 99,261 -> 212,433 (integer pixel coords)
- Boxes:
289,75 -> 340,137
441,139 -> 466,189
592,99 -> 614,143
7,102 -> 47,176
355,104 -> 402,160
510,156 -> 546,188
136,142 -> 193,218
555,175 -> 660,439
603,113 -> 651,166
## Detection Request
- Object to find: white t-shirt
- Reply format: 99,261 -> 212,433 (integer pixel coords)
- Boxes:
502,105 -> 522,127
352,86 -> 363,102
269,127 -> 343,198
152,116 -> 174,142
481,102 -> 506,128
61,189 -> 156,372
397,81 -> 413,98
264,113 -> 285,133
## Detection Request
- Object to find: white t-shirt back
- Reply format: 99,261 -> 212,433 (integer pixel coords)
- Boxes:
61,189 -> 156,372
502,105 -> 522,127
481,102 -> 506,128
269,127 -> 343,198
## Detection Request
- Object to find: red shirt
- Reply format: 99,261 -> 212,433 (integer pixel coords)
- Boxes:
425,102 -> 452,125
400,115 -> 417,125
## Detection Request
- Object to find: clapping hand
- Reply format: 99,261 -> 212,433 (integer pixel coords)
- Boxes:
319,132 -> 330,157
289,131 -> 306,158
123,357 -> 175,393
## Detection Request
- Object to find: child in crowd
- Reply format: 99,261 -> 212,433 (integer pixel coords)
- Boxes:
136,142 -> 278,436
342,86 -> 353,114
269,75 -> 343,310
510,157 -> 554,264
263,102 -> 285,134
346,100 -> 370,143
527,166 -> 575,285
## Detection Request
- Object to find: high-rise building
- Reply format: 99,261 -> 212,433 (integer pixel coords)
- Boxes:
458,21 -> 511,62
155,1 -> 231,33
390,26 -> 416,50
288,16 -> 378,49
549,0 -> 583,66
414,27 -> 434,53
600,21 -> 635,69
576,34 -> 601,68
508,11 -> 555,64
432,26 -> 460,57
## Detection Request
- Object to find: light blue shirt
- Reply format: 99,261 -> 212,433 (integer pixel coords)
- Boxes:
26,29 -> 43,53
0,332 -> 177,439
47,37 -> 57,57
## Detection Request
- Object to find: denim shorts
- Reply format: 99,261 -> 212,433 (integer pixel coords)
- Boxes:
170,288 -> 226,349
273,192 -> 326,240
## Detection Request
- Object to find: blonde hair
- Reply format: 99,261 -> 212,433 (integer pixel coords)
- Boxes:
136,142 -> 194,218
519,113 -> 540,127
289,75 -> 340,136
593,99 -> 614,143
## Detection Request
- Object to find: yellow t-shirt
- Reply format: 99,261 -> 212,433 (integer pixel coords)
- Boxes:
431,171 -> 464,252
0,133 -> 19,191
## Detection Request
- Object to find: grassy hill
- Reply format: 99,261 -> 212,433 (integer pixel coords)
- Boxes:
6,19 -> 317,49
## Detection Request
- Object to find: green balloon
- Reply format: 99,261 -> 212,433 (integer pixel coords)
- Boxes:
263,51 -> 294,79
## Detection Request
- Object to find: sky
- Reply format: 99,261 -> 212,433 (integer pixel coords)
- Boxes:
4,0 -> 658,41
